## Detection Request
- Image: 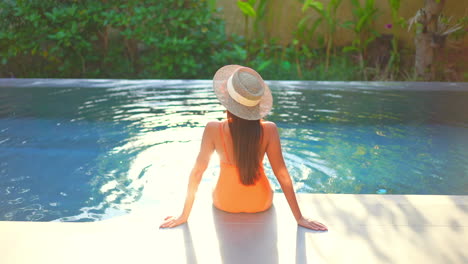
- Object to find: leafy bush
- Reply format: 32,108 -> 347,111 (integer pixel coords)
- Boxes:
0,0 -> 100,77
0,0 -> 233,78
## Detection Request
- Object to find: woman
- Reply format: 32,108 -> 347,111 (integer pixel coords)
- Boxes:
160,65 -> 327,231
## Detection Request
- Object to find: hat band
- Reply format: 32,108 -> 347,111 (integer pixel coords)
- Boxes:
227,75 -> 261,107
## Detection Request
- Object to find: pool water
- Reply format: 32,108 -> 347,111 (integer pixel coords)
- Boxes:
1,80 -> 467,221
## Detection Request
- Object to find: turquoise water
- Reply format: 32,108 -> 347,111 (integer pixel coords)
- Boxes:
1,80 -> 467,221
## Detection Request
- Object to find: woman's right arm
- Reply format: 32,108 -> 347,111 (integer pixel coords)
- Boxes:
160,122 -> 215,228
265,122 -> 327,231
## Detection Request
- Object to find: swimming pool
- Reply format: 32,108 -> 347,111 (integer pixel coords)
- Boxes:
1,79 -> 467,221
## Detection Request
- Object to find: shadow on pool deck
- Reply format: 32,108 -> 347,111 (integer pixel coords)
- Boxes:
1,193 -> 467,264
297,194 -> 468,263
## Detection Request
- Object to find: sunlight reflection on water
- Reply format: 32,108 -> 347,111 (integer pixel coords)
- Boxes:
1,80 -> 467,221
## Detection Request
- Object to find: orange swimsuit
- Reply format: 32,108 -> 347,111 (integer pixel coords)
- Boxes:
212,122 -> 273,213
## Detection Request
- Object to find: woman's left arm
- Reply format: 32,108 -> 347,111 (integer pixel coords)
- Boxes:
160,122 -> 216,228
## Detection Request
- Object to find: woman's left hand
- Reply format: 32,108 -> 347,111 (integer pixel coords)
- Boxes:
160,216 -> 187,228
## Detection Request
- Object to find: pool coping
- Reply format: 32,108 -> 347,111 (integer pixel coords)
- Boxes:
2,193 -> 467,264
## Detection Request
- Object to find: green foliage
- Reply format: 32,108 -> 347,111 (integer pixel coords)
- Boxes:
341,0 -> 380,51
0,0 -> 99,77
0,0 -> 231,78
206,0 -> 217,12
450,16 -> 468,40
237,0 -> 257,17
1,0 -> 460,81
236,0 -> 256,40
236,0 -> 269,46
388,0 -> 400,19
384,0 -> 405,80
299,0 -> 343,71
341,0 -> 380,80
387,0 -> 405,28
253,0 -> 268,37
295,6 -> 323,46
239,39 -> 360,81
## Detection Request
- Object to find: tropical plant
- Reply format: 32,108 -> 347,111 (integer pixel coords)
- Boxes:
252,0 -> 268,39
236,0 -> 269,60
236,0 -> 268,37
385,0 -> 406,80
410,14 -> 463,37
237,0 -> 257,39
206,0 -> 217,12
341,0 -> 380,80
300,0 -> 343,71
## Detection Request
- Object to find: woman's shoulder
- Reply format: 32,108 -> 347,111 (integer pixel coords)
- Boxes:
200,121 -> 223,139
261,121 -> 279,140
206,120 -> 223,127
261,120 -> 278,130
204,120 -> 223,132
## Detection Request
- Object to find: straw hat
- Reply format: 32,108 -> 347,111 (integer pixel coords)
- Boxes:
213,65 -> 272,120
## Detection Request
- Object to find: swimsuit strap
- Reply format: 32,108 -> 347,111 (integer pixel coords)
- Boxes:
219,121 -> 231,164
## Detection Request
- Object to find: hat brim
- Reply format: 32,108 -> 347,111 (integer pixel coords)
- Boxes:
213,65 -> 272,120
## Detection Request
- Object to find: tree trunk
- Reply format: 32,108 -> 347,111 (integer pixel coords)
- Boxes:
414,0 -> 445,80
415,33 -> 433,80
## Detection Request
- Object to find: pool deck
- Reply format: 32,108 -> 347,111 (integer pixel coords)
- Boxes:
2,193 -> 467,264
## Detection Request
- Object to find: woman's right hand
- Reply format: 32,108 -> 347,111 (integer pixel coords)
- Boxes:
297,216 -> 328,231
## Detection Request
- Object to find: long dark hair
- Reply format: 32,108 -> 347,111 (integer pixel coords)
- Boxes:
227,111 -> 263,185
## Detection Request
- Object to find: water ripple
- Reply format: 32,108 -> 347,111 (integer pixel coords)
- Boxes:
1,83 -> 467,221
